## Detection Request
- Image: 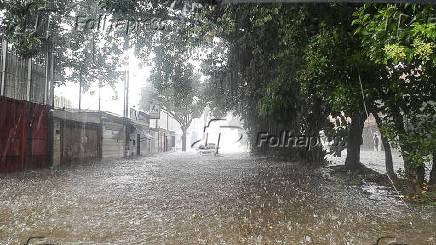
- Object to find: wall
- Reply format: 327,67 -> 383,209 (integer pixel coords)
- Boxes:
51,110 -> 102,166
148,128 -> 176,153
0,96 -> 49,173
139,137 -> 151,156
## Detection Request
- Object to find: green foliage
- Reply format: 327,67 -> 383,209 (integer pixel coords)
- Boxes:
0,0 -> 125,88
298,27 -> 362,115
1,0 -> 51,57
142,28 -> 205,132
353,4 -> 436,172
398,101 -> 435,168
198,4 -> 363,163
353,4 -> 436,65
0,0 -> 188,89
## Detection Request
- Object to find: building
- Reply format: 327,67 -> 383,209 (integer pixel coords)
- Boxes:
51,110 -> 101,166
129,109 -> 153,156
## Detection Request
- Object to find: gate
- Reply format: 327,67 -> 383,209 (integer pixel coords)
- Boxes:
61,121 -> 99,165
0,96 -> 27,172
0,96 -> 49,173
29,103 -> 48,169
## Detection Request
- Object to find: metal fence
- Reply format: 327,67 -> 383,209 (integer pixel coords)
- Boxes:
0,40 -> 48,104
0,96 -> 49,173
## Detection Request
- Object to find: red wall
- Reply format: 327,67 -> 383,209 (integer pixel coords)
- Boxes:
0,96 -> 48,173
29,103 -> 48,169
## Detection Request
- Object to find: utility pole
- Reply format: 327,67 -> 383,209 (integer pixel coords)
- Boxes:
123,33 -> 130,157
79,71 -> 82,111
44,52 -> 49,104
49,53 -> 55,107
155,117 -> 159,151
44,14 -> 51,105
47,52 -> 55,167
98,82 -> 101,111
124,70 -> 129,117
26,58 -> 32,101
1,39 -> 7,96
123,73 -> 126,116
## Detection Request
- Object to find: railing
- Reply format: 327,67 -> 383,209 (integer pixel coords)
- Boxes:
0,40 -> 50,104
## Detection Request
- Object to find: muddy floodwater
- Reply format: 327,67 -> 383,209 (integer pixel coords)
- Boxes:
1,153 -> 435,244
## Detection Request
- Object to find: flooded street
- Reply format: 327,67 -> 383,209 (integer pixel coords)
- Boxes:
1,153 -> 435,244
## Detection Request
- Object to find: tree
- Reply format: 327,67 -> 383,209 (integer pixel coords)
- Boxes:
197,4 -> 333,164
430,152 -> 436,185
373,113 -> 396,179
141,30 -> 205,151
0,0 -> 73,57
0,0 -> 124,90
61,0 -> 123,92
295,4 -> 383,170
353,4 -> 436,186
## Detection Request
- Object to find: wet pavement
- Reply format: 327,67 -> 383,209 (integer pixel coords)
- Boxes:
1,152 -> 435,244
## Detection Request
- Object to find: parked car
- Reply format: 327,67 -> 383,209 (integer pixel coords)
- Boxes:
198,143 -> 217,155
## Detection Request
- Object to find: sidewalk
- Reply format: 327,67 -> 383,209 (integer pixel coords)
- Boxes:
327,149 -> 433,181
326,149 -> 405,174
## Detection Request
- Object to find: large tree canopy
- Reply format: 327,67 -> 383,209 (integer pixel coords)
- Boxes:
196,3 -> 435,189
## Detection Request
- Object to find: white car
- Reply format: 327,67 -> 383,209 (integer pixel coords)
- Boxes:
198,143 -> 217,155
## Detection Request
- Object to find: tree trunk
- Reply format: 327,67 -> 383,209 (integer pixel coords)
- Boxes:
373,113 -> 396,180
429,152 -> 436,185
345,113 -> 365,170
416,165 -> 425,186
181,128 -> 187,152
391,107 -> 415,178
381,135 -> 396,180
